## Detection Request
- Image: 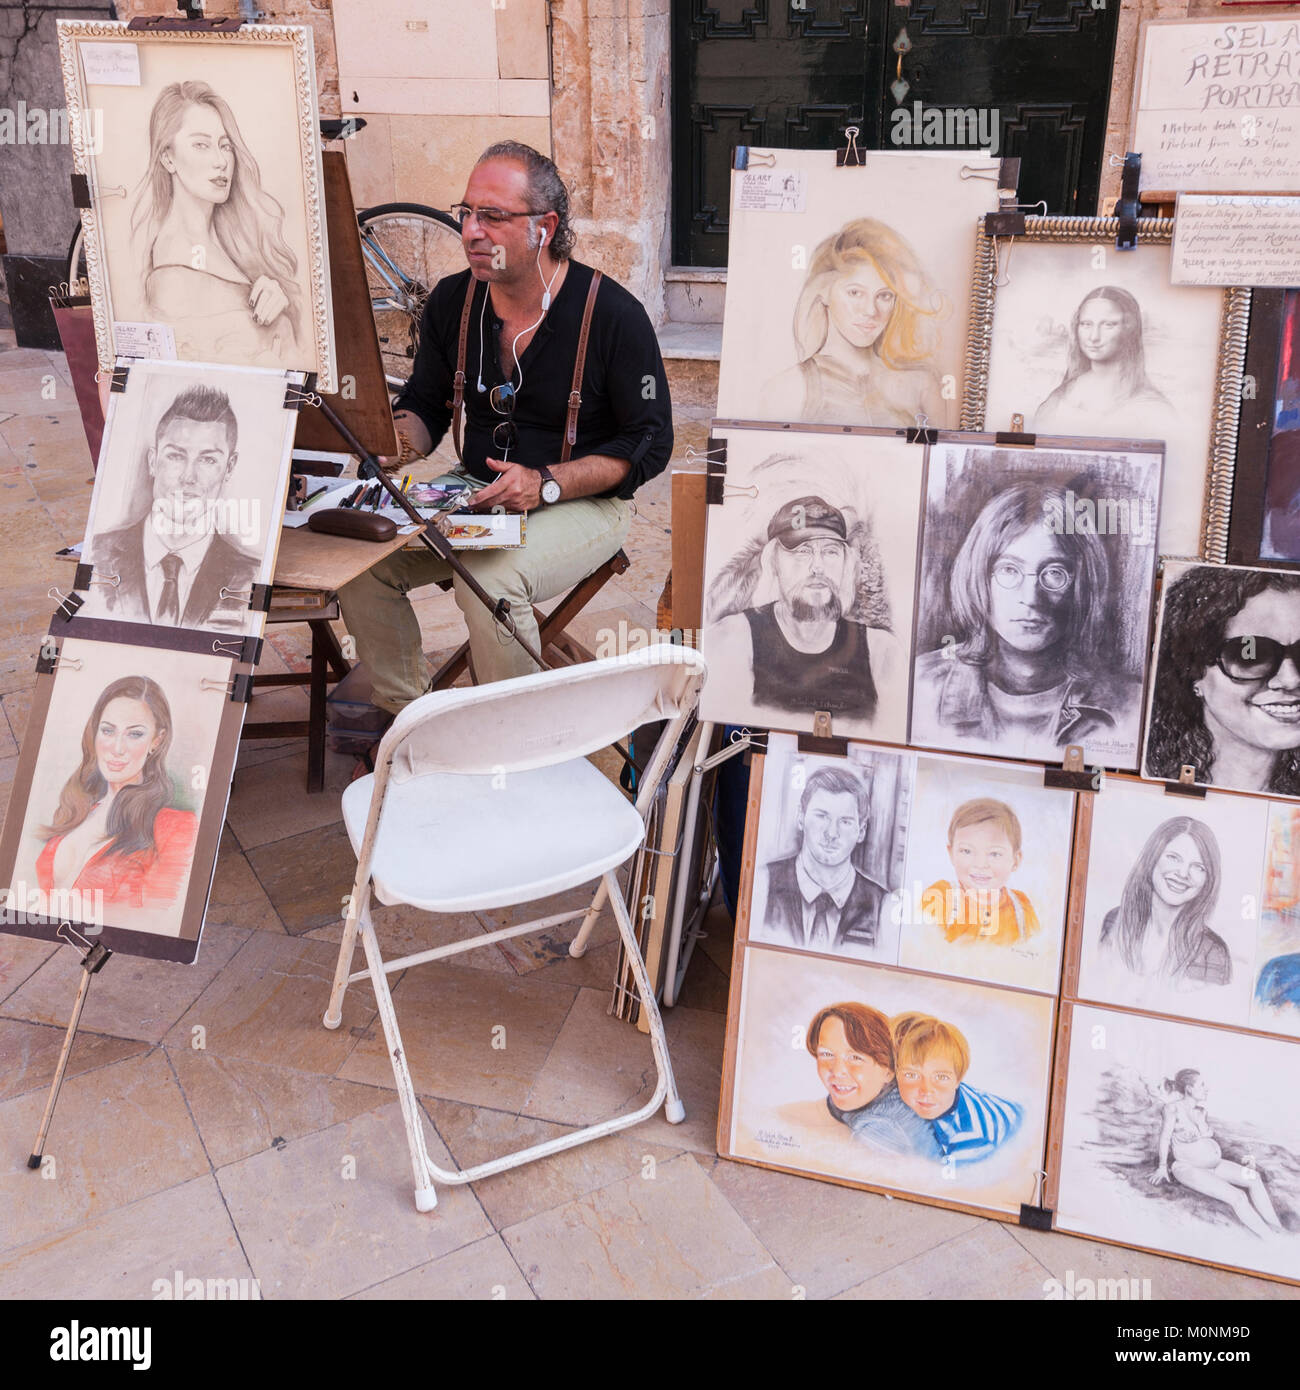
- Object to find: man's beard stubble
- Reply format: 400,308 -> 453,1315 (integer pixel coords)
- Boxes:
788,592 -> 843,623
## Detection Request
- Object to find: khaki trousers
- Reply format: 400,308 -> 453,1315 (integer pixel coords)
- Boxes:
337,469 -> 631,713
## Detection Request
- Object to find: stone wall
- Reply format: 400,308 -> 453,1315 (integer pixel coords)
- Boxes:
0,0 -> 116,256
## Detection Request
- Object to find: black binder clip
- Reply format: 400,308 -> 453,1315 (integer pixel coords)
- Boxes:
797,711 -> 849,759
1115,151 -> 1142,252
995,414 -> 1036,448
836,126 -> 865,168
1164,765 -> 1207,799
1043,745 -> 1099,792
905,426 -> 938,445
70,174 -> 92,210
705,439 -> 729,505
248,583 -> 273,614
73,562 -> 94,592
1019,1203 -> 1053,1231
732,147 -> 750,171
230,672 -> 254,704
108,364 -> 129,393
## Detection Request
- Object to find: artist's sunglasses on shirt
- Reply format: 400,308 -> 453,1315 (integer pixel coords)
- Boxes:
1216,636 -> 1300,683
489,382 -> 518,455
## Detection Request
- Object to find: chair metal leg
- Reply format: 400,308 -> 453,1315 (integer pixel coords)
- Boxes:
568,877 -> 609,958
323,878 -> 368,1029
604,871 -> 685,1124
356,901 -> 440,1211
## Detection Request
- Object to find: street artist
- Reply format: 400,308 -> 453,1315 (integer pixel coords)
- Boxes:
338,142 -> 674,709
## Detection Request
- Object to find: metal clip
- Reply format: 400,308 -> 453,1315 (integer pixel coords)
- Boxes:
200,677 -> 235,694
993,234 -> 1014,288
960,164 -> 1002,181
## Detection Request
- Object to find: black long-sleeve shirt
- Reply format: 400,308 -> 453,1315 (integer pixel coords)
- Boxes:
394,260 -> 673,501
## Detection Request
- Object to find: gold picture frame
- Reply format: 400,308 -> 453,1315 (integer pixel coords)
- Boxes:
961,216 -> 1249,562
57,20 -> 335,391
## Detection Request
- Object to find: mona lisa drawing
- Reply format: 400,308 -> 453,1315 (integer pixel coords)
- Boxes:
0,637 -> 240,962
59,21 -> 335,388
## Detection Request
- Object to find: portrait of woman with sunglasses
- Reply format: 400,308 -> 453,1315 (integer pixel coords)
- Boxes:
911,481 -> 1143,764
1145,564 -> 1300,796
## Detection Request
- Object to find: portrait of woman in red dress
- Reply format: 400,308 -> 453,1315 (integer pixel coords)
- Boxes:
36,675 -> 198,913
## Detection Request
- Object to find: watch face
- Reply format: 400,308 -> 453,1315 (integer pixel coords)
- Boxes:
542,479 -> 562,504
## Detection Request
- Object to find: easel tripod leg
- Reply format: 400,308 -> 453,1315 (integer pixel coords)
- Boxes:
28,948 -> 103,1167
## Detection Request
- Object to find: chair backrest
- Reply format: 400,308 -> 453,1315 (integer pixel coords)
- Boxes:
382,645 -> 707,782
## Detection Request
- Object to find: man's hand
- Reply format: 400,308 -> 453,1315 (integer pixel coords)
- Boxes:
470,458 -> 543,513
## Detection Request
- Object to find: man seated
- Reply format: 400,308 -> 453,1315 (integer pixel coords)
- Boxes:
338,141 -> 673,710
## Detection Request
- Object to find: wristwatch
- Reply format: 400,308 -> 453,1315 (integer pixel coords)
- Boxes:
538,465 -> 562,505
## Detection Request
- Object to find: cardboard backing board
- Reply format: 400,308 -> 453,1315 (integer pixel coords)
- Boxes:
1047,778 -> 1300,1286
293,150 -> 398,458
717,756 -> 1062,1223
0,634 -> 247,964
670,470 -> 706,635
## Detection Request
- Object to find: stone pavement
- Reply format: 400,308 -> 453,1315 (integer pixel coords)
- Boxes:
0,330 -> 1288,1300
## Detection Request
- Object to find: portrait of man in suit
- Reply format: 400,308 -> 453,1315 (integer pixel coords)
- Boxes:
92,384 -> 258,631
763,765 -> 887,954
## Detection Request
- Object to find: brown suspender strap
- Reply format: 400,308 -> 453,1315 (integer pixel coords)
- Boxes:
448,278 -> 476,463
562,269 -> 603,463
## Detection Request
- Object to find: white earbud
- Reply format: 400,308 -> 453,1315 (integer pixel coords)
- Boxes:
538,228 -> 548,247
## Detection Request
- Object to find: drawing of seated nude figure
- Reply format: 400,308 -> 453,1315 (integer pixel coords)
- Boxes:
763,219 -> 950,429
130,81 -> 302,365
1149,1069 -> 1285,1240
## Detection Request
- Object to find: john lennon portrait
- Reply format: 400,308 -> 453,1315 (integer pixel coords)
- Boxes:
700,428 -> 924,743
60,23 -> 333,385
911,442 -> 1161,769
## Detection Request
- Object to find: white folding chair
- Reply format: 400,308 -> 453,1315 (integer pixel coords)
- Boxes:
322,644 -> 708,1211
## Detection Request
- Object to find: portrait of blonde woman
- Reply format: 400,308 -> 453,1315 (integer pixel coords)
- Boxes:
129,80 -> 303,365
762,219 -> 950,429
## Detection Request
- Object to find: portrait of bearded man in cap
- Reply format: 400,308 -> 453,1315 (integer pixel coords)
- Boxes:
706,487 -> 902,733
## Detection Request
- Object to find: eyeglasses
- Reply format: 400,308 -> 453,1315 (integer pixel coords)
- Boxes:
450,204 -> 544,229
990,559 -> 1073,594
1215,635 -> 1300,683
489,382 -> 518,455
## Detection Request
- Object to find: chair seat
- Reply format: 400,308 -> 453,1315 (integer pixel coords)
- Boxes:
341,756 -> 646,912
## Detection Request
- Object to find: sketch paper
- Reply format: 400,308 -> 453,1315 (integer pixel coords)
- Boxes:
911,440 -> 1161,769
980,240 -> 1221,556
718,149 -> 1000,429
77,361 -> 298,637
0,637 -> 234,957
1250,802 -> 1300,1040
897,752 -> 1074,994
1076,778 -> 1266,1028
699,426 -> 923,741
59,22 -> 334,386
1171,195 -> 1300,289
1055,1004 -> 1300,1283
1143,560 -> 1300,799
727,947 -> 1054,1217
748,733 -> 909,965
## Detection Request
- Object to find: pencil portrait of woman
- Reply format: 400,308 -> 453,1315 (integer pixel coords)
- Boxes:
1146,566 -> 1300,796
1035,286 -> 1175,436
763,219 -> 949,429
36,676 -> 198,913
1099,816 -> 1231,989
130,80 -> 303,365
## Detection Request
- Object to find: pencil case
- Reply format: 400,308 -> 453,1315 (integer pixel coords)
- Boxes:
307,509 -> 398,542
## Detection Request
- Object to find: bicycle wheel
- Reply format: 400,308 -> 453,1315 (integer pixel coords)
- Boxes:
357,203 -> 463,391
67,222 -> 88,295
